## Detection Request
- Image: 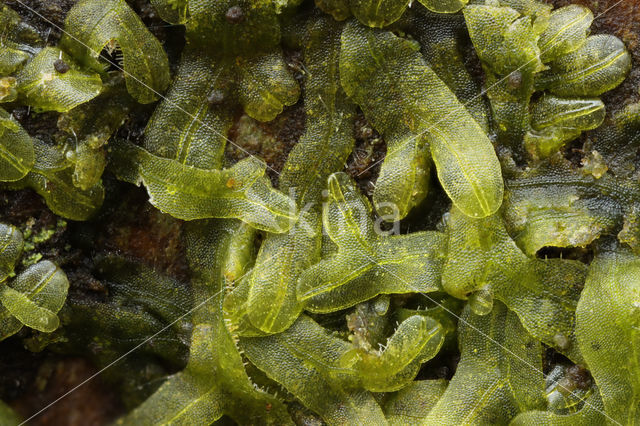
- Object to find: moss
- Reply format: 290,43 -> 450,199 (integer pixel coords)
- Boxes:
1,0 -> 640,424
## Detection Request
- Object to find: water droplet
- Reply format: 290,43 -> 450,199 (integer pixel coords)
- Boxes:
553,333 -> 570,350
374,296 -> 390,316
469,286 -> 493,316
